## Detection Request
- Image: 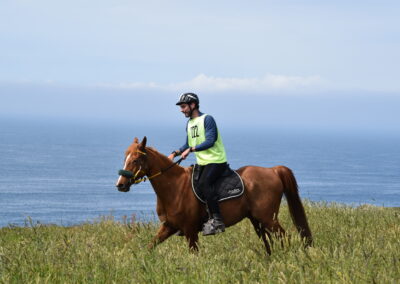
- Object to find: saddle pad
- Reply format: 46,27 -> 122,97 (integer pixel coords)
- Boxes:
191,164 -> 245,204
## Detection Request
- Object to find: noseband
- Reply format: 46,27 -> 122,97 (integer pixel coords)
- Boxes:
118,149 -> 183,185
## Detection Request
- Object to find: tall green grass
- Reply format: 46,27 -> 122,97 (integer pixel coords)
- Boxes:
1,202 -> 399,283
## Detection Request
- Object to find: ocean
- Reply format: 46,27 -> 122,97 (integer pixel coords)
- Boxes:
0,118 -> 399,227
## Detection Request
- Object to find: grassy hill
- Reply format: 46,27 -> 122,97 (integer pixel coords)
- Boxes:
1,202 -> 399,283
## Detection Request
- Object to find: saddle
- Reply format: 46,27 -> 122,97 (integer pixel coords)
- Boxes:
191,164 -> 245,203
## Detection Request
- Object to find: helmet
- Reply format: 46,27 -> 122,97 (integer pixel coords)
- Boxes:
176,93 -> 199,106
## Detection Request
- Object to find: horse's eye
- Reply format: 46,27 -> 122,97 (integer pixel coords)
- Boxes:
132,160 -> 138,164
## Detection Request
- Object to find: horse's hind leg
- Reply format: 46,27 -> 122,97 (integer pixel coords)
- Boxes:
249,217 -> 262,237
249,217 -> 272,255
262,219 -> 286,249
148,223 -> 178,249
269,220 -> 286,239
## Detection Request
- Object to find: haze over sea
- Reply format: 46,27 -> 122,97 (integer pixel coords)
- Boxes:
1,116 -> 399,228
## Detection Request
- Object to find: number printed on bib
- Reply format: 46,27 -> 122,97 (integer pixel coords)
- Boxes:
190,125 -> 200,138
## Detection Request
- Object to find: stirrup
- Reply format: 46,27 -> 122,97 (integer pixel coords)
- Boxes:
202,218 -> 225,236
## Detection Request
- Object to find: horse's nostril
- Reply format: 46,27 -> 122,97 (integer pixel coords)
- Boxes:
116,183 -> 130,192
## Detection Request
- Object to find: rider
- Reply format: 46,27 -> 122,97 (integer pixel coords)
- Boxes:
168,92 -> 228,236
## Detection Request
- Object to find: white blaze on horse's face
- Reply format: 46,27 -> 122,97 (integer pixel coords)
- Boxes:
116,153 -> 131,186
123,153 -> 132,170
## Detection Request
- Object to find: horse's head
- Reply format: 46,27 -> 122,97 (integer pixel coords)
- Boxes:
116,136 -> 149,192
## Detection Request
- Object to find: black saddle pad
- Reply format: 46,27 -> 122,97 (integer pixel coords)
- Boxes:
191,164 -> 245,203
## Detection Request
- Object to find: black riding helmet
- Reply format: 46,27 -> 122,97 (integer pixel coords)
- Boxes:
176,93 -> 199,107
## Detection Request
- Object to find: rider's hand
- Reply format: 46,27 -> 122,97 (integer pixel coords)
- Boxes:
181,148 -> 191,160
168,150 -> 180,161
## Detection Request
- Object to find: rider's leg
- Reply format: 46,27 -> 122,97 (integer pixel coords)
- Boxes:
198,162 -> 227,235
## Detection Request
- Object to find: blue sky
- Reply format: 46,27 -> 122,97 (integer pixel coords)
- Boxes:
1,1 -> 399,132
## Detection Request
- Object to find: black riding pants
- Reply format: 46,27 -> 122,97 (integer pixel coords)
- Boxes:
197,162 -> 228,216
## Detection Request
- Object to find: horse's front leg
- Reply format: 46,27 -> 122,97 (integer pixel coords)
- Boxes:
185,233 -> 199,251
156,196 -> 166,223
148,222 -> 177,249
183,227 -> 199,252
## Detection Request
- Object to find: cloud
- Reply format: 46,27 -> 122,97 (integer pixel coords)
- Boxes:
97,73 -> 326,94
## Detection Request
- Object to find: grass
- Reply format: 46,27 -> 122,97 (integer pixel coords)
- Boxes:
0,202 -> 399,283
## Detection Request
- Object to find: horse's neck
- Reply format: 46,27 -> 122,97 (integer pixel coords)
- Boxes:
146,148 -> 183,176
146,148 -> 187,202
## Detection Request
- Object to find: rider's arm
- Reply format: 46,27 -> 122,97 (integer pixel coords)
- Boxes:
178,136 -> 189,154
193,115 -> 218,152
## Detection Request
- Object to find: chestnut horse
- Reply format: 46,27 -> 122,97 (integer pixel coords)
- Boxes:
116,137 -> 312,254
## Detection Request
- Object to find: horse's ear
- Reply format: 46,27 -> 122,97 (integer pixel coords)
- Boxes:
139,136 -> 147,149
133,137 -> 139,144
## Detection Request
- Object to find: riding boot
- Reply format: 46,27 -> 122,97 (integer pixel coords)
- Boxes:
202,213 -> 225,236
212,213 -> 225,228
205,204 -> 212,219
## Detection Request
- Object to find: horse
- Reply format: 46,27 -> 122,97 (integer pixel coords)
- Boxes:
115,137 -> 312,254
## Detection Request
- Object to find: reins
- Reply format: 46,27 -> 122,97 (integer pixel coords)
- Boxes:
118,149 -> 184,185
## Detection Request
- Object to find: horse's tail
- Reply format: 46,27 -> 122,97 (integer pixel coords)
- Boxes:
275,166 -> 313,246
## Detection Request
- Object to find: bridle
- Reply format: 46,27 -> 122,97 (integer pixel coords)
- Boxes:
118,149 -> 184,185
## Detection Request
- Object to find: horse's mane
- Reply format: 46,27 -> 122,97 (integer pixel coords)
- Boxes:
145,146 -> 185,170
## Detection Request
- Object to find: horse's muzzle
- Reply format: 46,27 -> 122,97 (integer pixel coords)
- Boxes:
116,183 -> 131,192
